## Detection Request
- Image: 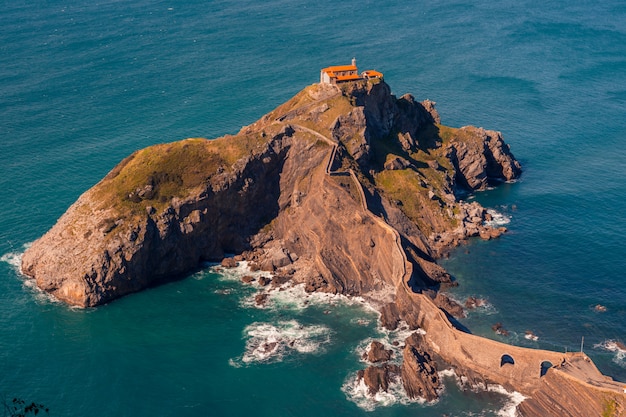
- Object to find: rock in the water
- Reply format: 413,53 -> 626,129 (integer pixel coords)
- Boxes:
424,290 -> 465,318
221,257 -> 238,268
446,126 -> 521,191
379,302 -> 401,330
255,293 -> 268,306
491,322 -> 509,336
464,296 -> 487,309
366,341 -> 393,363
241,275 -> 255,283
400,333 -> 440,401
257,276 -> 271,287
358,364 -> 401,395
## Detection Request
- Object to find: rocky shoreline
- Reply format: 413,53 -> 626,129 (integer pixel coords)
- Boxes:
20,80 -> 624,416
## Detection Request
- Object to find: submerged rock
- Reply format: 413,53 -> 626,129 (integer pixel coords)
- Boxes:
464,296 -> 487,309
491,322 -> 510,336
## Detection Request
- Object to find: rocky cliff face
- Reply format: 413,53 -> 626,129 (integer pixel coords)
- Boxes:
30,80 -> 623,416
21,79 -> 622,416
23,80 -> 519,308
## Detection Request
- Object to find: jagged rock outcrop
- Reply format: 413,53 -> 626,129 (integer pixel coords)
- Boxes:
401,333 -> 440,402
447,126 -> 521,191
365,341 -> 393,363
23,79 -> 621,416
357,364 -> 401,395
21,125 -> 299,306
356,333 -> 441,402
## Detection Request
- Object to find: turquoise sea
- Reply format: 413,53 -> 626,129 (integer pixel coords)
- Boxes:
2,1 -> 626,415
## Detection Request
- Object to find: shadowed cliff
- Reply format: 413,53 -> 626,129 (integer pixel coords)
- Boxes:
21,80 -> 621,416
21,80 -> 520,307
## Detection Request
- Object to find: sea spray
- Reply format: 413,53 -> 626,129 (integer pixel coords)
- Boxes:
487,385 -> 526,417
484,208 -> 511,228
341,372 -> 429,412
594,340 -> 626,367
438,369 -> 527,417
1,245 -> 63,306
233,320 -> 333,365
0,243 -> 31,272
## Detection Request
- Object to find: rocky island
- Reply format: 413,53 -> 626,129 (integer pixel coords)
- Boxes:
21,78 -> 625,416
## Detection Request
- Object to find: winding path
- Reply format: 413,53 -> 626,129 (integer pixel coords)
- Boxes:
280,95 -> 626,403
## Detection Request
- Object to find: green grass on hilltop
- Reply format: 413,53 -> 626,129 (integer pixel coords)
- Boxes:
91,133 -> 268,217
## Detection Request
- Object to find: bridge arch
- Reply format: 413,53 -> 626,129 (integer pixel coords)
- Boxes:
540,360 -> 553,377
500,354 -> 515,367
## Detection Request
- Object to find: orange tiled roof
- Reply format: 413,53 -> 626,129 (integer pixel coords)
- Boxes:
363,70 -> 383,78
321,64 -> 357,74
336,74 -> 362,81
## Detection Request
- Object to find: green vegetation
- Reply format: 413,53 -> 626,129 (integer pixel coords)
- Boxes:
368,120 -> 469,235
376,169 -> 425,208
375,168 -> 447,234
602,397 -> 620,417
91,133 -> 268,217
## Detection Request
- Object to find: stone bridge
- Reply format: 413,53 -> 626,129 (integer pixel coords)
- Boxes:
286,109 -> 626,415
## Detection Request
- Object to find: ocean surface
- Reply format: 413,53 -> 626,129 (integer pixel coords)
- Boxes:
1,0 -> 626,415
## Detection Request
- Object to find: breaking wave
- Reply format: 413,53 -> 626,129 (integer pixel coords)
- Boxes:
231,320 -> 332,366
341,372 -> 428,412
207,260 -> 272,283
261,283 -> 374,312
1,245 -> 63,306
0,249 -> 25,272
484,209 -> 511,228
488,385 -> 527,417
438,369 -> 526,417
594,340 -> 626,367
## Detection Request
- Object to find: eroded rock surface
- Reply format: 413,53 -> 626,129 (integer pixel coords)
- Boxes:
22,80 -> 518,308
365,341 -> 393,363
23,80 -> 620,416
401,333 -> 440,402
20,79 -> 624,416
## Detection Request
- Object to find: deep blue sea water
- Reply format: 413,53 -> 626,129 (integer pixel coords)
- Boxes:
2,1 -> 626,415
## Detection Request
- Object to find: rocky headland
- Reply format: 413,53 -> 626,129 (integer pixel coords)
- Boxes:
21,80 -> 624,416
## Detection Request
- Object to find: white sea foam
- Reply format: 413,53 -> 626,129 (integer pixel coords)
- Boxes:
350,317 -> 372,326
464,297 -> 498,316
487,385 -> 526,417
524,331 -> 539,341
594,340 -> 626,367
1,246 -> 65,306
207,260 -> 273,283
345,326 -> 434,410
243,281 -> 378,318
484,209 -> 511,228
438,368 -> 526,416
379,320 -> 424,340
207,259 -> 373,314
341,372 -> 428,412
0,249 -> 24,272
363,323 -> 426,364
232,320 -> 332,365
